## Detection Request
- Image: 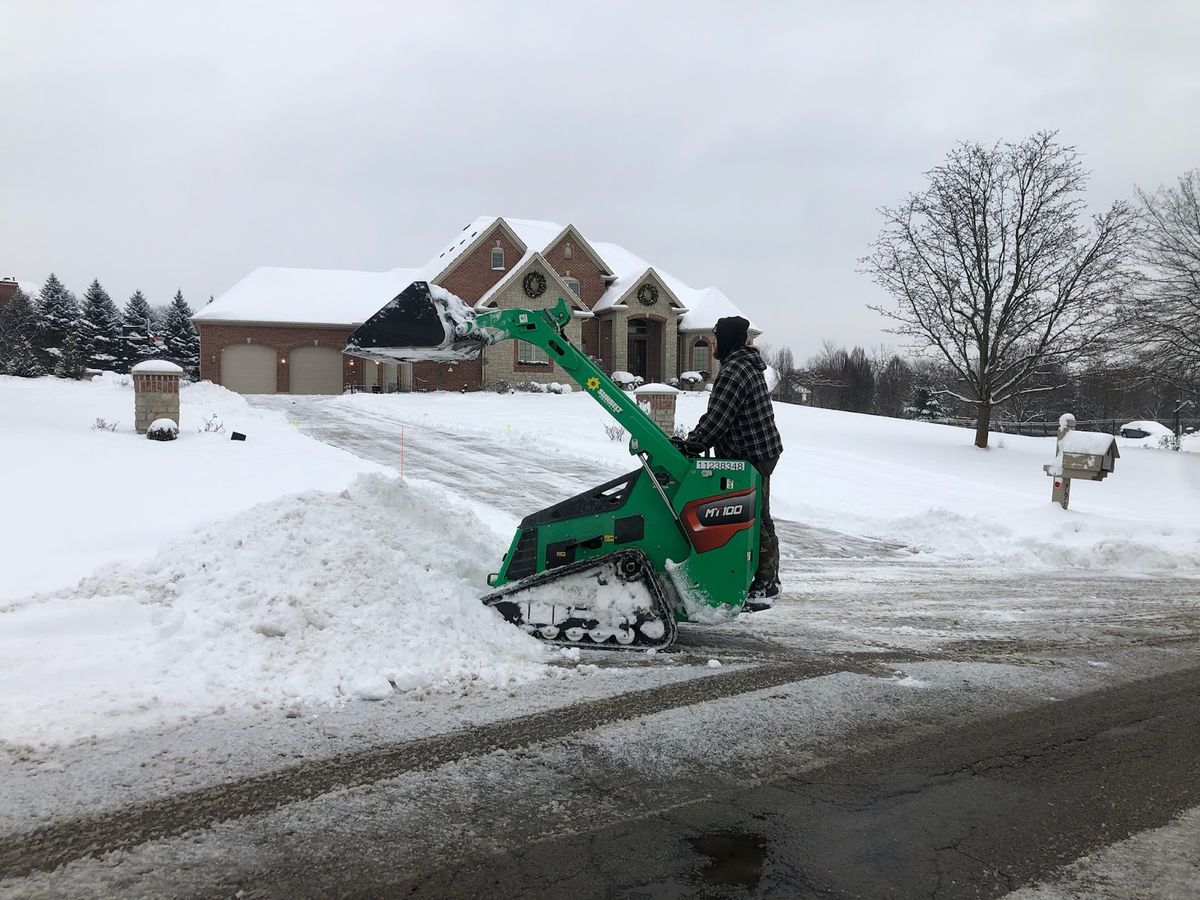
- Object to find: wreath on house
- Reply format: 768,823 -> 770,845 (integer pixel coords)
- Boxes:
522,271 -> 547,298
637,283 -> 659,306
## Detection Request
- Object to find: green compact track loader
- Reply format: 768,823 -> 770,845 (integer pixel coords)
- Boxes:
346,282 -> 761,651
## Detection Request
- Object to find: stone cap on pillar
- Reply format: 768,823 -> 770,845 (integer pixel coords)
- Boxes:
632,382 -> 680,395
132,360 -> 184,376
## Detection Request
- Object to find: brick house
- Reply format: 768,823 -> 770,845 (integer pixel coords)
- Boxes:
0,278 -> 19,309
194,217 -> 758,394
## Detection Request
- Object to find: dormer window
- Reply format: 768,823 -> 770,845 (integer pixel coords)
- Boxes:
491,246 -> 504,270
565,277 -> 581,297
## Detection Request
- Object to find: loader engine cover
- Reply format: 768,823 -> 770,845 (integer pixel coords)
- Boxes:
681,488 -> 757,552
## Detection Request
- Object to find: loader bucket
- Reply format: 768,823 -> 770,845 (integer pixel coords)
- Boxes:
346,281 -> 485,364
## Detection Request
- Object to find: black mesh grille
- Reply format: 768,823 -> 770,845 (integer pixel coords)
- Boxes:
506,527 -> 539,581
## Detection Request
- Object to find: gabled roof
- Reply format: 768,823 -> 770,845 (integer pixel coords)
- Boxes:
593,261 -> 688,313
193,266 -> 426,326
426,216 -> 616,286
424,216 -> 531,283
476,251 -> 593,315
505,219 -> 613,277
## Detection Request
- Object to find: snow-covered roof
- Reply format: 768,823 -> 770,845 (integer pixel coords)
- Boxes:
132,360 -> 184,374
677,287 -> 750,332
588,240 -> 758,333
194,266 -> 427,326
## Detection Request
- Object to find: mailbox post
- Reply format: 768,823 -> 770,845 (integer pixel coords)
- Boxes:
1042,413 -> 1120,509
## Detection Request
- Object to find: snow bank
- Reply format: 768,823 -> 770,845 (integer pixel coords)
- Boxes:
0,474 -> 549,746
0,375 -> 384,600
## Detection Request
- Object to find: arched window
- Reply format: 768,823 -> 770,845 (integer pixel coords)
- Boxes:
692,339 -> 710,372
565,277 -> 581,297
491,246 -> 504,270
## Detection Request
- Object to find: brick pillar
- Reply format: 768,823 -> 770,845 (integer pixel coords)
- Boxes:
132,360 -> 183,433
633,384 -> 679,434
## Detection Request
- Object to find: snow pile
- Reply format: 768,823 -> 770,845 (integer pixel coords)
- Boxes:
0,375 -> 384,600
0,474 -> 548,746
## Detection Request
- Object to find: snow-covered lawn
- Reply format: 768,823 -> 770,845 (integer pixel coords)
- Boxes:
3,375 -> 1199,747
1,374 -> 383,600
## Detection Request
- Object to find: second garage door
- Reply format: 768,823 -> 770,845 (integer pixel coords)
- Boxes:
221,344 -> 277,394
289,346 -> 343,395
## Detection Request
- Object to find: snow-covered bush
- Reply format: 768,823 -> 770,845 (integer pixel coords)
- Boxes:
1159,433 -> 1182,452
147,418 -> 179,442
679,371 -> 704,391
491,380 -> 512,394
198,413 -> 226,434
604,423 -> 626,442
90,417 -> 118,432
612,371 -> 643,391
547,382 -> 572,394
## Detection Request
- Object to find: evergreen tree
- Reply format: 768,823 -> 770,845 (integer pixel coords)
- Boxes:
80,279 -> 123,371
34,273 -> 83,371
906,387 -> 946,420
150,303 -> 170,335
163,289 -> 200,374
54,331 -> 86,379
121,290 -> 158,369
0,289 -> 45,377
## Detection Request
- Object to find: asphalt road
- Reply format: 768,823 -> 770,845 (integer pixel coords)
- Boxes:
288,665 -> 1200,899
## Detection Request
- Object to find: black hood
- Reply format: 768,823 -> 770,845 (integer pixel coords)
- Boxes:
726,344 -> 766,370
714,315 -> 751,361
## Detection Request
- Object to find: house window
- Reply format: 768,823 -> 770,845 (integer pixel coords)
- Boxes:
491,247 -> 504,270
692,339 -> 710,372
628,319 -> 648,336
565,277 -> 581,297
518,342 -> 549,365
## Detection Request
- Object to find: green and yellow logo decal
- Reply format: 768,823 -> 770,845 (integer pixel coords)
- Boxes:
586,376 -> 601,391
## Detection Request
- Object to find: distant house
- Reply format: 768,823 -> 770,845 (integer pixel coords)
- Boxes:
194,217 -> 758,395
0,277 -> 18,309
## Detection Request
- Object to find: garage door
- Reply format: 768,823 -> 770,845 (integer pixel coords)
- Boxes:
221,344 -> 277,394
289,346 -> 343,395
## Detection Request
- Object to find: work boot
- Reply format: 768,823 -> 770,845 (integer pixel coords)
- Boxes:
744,578 -> 780,612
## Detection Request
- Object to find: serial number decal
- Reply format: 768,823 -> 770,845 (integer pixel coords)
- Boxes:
695,460 -> 746,471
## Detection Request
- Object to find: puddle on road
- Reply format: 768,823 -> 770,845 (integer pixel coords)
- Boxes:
690,831 -> 769,888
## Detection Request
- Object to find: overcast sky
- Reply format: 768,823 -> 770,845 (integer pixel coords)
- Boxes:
3,1 -> 1198,358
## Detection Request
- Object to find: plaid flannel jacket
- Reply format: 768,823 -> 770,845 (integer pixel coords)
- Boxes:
687,345 -> 783,463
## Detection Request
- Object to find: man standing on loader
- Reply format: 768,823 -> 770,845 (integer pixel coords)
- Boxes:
677,315 -> 783,608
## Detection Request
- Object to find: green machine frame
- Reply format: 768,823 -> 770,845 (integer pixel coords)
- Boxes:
460,298 -> 762,619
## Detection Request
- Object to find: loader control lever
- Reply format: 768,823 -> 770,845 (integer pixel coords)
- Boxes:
670,436 -> 709,458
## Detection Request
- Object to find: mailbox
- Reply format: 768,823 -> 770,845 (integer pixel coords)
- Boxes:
1042,414 -> 1119,509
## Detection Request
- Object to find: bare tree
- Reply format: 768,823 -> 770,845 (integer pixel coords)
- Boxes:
871,348 -> 913,417
803,342 -> 875,412
1126,170 -> 1200,387
863,132 -> 1138,447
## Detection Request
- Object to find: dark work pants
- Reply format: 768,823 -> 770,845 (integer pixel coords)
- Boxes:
752,456 -> 779,584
